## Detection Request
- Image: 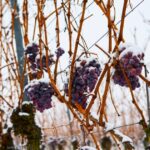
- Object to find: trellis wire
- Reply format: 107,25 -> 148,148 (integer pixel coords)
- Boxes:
87,0 -> 144,51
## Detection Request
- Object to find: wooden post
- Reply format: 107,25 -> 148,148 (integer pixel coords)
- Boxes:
144,65 -> 150,125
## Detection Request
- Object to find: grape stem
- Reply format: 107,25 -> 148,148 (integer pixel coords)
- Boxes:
95,44 -> 111,59
99,68 -> 110,125
85,64 -> 110,116
119,62 -> 147,129
68,0 -> 87,104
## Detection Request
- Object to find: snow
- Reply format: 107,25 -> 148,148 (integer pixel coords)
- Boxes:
114,129 -> 134,147
104,123 -> 134,147
109,51 -> 119,64
88,66 -> 96,71
114,129 -> 132,142
3,128 -> 8,134
1,1 -> 150,149
90,111 -> 99,121
22,101 -> 33,105
48,137 -> 56,143
34,77 -> 50,84
104,122 -> 114,132
0,105 -> 6,112
24,70 -> 39,76
110,7 -> 115,22
80,146 -> 96,150
75,56 -> 99,68
89,120 -> 94,126
110,67 -> 115,75
35,51 -> 49,59
18,112 -> 30,116
119,42 -> 144,59
24,42 -> 37,50
122,135 -> 133,143
24,77 -> 50,91
86,57 -> 99,66
71,136 -> 78,142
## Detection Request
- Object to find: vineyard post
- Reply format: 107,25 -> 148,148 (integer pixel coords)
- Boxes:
144,65 -> 150,125
10,0 -> 28,103
10,0 -> 24,76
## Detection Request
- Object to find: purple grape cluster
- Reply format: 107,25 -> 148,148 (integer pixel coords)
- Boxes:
24,43 -> 39,70
25,79 -> 55,112
64,59 -> 101,109
55,47 -> 65,58
112,50 -> 144,90
24,43 -> 55,76
35,54 -> 54,70
24,43 -> 39,55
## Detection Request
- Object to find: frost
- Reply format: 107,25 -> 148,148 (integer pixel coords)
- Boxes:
18,112 -> 30,116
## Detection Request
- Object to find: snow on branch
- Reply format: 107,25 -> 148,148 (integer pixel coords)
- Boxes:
80,146 -> 96,150
105,123 -> 134,149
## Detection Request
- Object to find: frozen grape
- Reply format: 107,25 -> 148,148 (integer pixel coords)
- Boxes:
25,79 -> 55,112
35,54 -> 54,70
112,44 -> 144,90
24,43 -> 39,55
24,43 -> 39,65
24,43 -> 55,78
55,47 -> 65,58
64,58 -> 101,109
24,43 -> 39,77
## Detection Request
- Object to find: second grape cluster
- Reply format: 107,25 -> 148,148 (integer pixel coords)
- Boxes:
64,58 -> 101,109
112,44 -> 144,90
